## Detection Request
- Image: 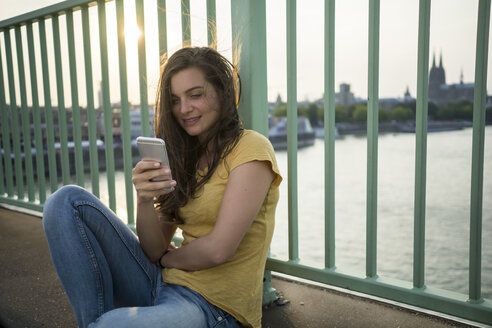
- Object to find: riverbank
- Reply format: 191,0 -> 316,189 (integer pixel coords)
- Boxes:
334,120 -> 474,135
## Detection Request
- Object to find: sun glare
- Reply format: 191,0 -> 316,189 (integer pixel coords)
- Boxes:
124,22 -> 142,44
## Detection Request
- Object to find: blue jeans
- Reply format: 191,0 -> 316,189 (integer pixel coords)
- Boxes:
43,185 -> 240,328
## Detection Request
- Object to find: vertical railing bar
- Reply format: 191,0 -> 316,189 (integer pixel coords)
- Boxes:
0,37 -> 15,197
231,1 -> 269,131
97,0 -> 116,211
286,0 -> 299,262
0,37 -> 5,195
366,0 -> 380,278
157,0 -> 168,65
38,19 -> 58,193
81,5 -> 99,197
66,9 -> 85,187
469,0 -> 490,302
250,1 -> 269,133
207,0 -> 216,48
413,0 -> 431,289
230,0 -> 240,70
230,0 -> 277,304
229,1 -> 272,161
4,29 -> 25,199
135,0 -> 150,138
116,0 -> 135,227
52,14 -> 71,186
26,22 -> 47,204
324,0 -> 336,269
181,0 -> 191,47
15,26 -> 36,202
0,117 -> 4,194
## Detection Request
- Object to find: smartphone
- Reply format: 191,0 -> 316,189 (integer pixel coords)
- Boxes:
136,136 -> 173,188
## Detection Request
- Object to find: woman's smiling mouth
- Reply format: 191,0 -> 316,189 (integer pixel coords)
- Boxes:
183,117 -> 200,126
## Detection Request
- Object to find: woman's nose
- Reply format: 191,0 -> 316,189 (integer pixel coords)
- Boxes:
179,99 -> 193,114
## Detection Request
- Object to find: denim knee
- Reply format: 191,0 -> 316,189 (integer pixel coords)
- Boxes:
43,185 -> 88,230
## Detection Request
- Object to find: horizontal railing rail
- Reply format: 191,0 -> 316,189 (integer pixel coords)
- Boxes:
1,0 -> 491,325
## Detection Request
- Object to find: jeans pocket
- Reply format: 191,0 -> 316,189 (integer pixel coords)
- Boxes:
206,304 -> 240,328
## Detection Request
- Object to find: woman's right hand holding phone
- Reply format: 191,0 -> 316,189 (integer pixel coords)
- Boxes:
132,160 -> 176,203
133,160 -> 177,262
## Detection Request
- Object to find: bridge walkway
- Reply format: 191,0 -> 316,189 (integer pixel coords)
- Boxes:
0,207 -> 480,328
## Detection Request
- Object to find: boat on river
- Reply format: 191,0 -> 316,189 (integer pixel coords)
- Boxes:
268,117 -> 315,150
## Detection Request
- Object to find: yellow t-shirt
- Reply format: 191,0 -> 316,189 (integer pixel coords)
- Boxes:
163,129 -> 282,327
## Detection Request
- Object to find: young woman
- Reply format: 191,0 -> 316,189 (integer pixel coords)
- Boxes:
43,47 -> 282,328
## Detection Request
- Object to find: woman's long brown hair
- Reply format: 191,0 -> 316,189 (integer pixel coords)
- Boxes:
154,47 -> 243,224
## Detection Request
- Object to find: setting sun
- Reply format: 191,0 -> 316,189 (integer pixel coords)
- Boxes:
124,21 -> 142,44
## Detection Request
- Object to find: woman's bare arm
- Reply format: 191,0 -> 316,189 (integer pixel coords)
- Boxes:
160,160 -> 275,270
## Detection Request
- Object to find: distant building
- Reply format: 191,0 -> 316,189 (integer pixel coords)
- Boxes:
275,94 -> 283,106
379,97 -> 401,111
336,83 -> 356,107
314,83 -> 383,108
428,53 -> 475,103
403,86 -> 413,102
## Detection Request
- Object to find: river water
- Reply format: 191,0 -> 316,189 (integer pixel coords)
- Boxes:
270,126 -> 492,299
90,126 -> 491,299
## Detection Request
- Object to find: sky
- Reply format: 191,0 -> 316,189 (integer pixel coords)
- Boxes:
0,0 -> 490,105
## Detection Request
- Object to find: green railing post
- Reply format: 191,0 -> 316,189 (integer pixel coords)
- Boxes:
136,0 -> 150,138
15,26 -> 36,203
157,0 -> 168,64
4,30 -> 25,199
181,0 -> 191,47
98,0 -> 117,211
366,0 -> 380,279
413,0 -> 431,290
81,5 -> 100,197
39,18 -> 59,193
469,0 -> 490,303
231,0 -> 275,305
231,1 -> 269,134
286,0 -> 299,263
207,0 -> 216,48
0,52 -> 6,194
52,14 -> 71,186
26,22 -> 47,203
0,121 -> 4,194
324,0 -> 336,270
116,0 -> 135,228
66,9 -> 85,188
0,41 -> 14,197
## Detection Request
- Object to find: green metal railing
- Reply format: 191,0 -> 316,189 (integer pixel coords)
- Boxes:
266,0 -> 491,325
0,0 -> 491,325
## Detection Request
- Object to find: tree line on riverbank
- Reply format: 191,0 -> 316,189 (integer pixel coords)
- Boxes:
271,99 -> 492,127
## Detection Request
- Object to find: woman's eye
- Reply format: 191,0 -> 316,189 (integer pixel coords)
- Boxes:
191,93 -> 202,99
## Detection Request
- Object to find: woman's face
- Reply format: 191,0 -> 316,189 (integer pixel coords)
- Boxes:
170,67 -> 220,143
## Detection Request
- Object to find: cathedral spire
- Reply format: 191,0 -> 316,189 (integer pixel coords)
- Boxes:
432,52 -> 436,68
439,51 -> 443,68
404,86 -> 411,99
